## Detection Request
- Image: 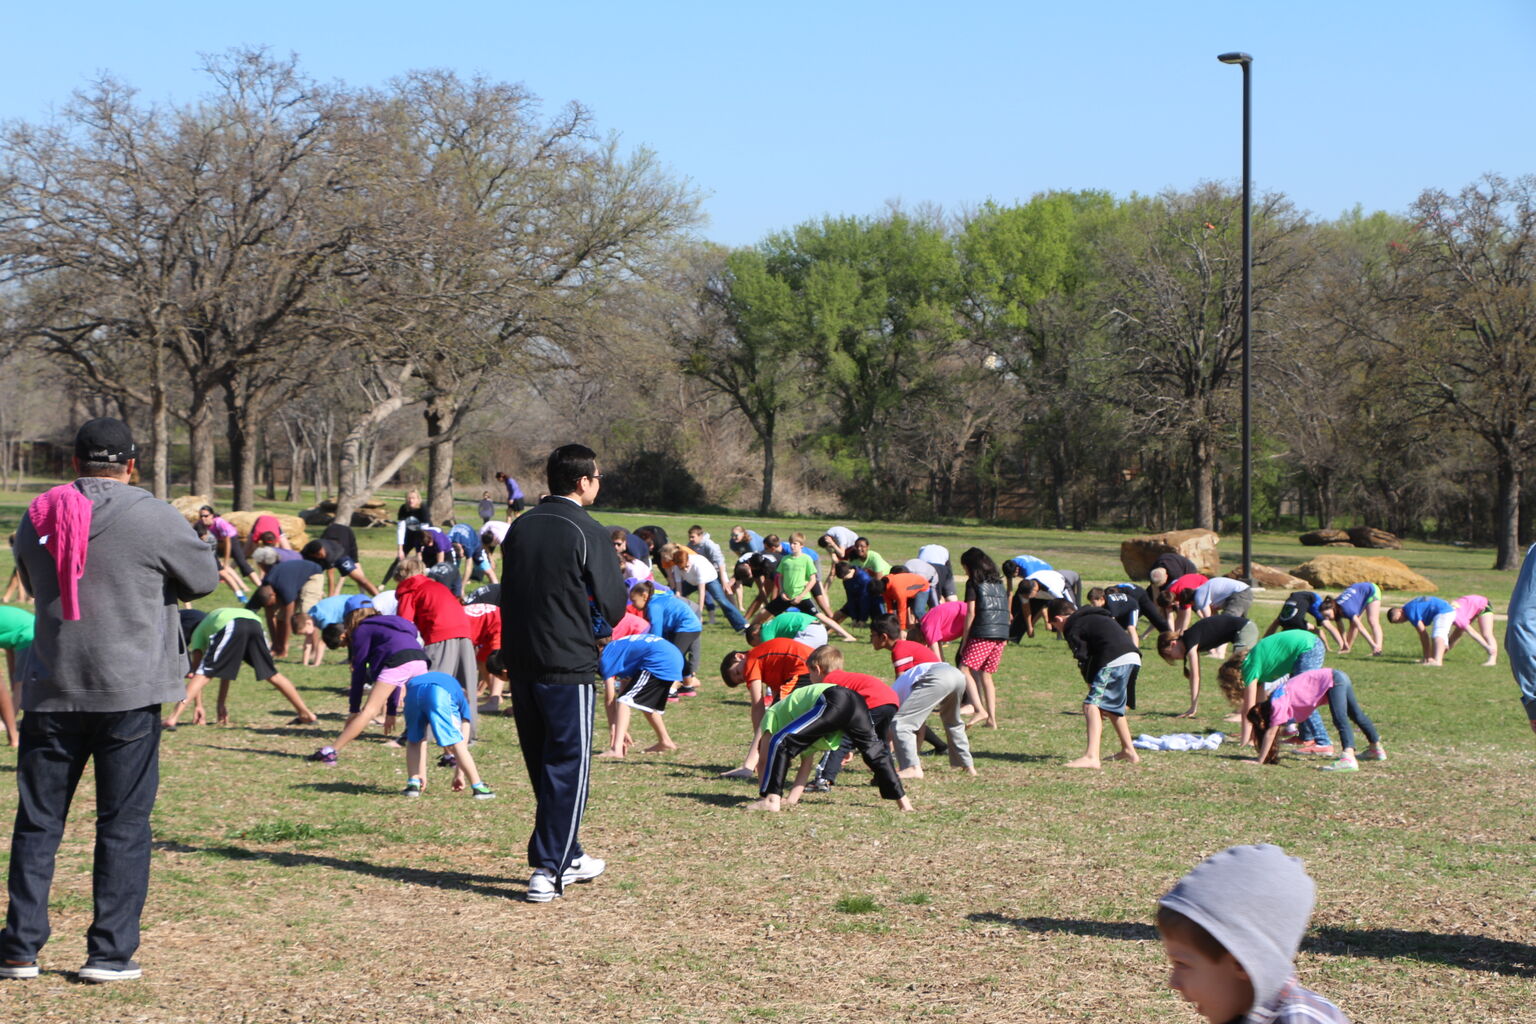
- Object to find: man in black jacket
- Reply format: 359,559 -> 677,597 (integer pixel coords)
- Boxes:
1047,599 -> 1142,770
500,444 -> 627,903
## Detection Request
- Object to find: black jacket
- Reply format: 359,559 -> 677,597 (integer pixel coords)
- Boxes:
1062,605 -> 1138,682
966,578 -> 1011,640
500,496 -> 628,685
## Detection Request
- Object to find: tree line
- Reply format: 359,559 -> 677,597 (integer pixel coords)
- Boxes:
2,51 -> 1532,567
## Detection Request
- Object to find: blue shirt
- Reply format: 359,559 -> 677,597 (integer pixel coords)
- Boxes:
731,530 -> 764,555
1335,582 -> 1376,619
1009,554 -> 1053,575
1401,596 -> 1453,625
599,633 -> 685,681
448,523 -> 481,557
307,595 -> 352,628
646,591 -> 702,636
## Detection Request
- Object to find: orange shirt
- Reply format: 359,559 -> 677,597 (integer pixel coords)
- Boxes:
882,572 -> 931,631
743,637 -> 814,701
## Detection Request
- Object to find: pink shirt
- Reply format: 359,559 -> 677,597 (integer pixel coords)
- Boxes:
1453,594 -> 1489,630
920,601 -> 968,644
1267,668 -> 1336,726
208,516 -> 238,540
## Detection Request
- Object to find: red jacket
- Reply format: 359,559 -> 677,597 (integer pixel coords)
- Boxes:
395,576 -> 471,644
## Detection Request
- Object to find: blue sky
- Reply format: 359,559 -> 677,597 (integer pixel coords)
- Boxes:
4,1 -> 1533,246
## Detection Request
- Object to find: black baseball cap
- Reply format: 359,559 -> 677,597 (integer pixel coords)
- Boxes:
74,418 -> 137,464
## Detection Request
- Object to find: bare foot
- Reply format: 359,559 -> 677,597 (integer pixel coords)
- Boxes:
596,749 -> 624,759
1112,750 -> 1141,764
1482,657 -> 1498,667
719,766 -> 756,780
962,765 -> 977,776
192,708 -> 207,726
896,766 -> 925,779
966,713 -> 991,729
986,718 -> 999,730
643,742 -> 678,753
743,798 -> 781,812
216,713 -> 231,726
1172,708 -> 1197,720
1064,756 -> 1101,769
288,715 -> 319,725
382,738 -> 402,749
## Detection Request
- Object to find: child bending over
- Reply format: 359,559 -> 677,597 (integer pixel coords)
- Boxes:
401,671 -> 494,799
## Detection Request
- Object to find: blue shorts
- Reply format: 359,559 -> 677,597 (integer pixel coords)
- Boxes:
1085,663 -> 1137,716
404,681 -> 466,748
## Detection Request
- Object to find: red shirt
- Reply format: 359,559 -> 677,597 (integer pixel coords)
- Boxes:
744,638 -> 813,700
824,669 -> 899,710
888,639 -> 940,675
394,576 -> 472,644
250,514 -> 284,544
1168,573 -> 1210,597
463,603 -> 502,659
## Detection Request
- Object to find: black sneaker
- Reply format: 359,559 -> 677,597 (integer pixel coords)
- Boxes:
437,752 -> 458,768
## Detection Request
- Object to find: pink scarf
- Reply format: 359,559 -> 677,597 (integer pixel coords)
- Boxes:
28,483 -> 94,621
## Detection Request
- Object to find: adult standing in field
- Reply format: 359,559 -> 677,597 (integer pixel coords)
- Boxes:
495,471 -> 526,521
1505,543 -> 1536,737
500,445 -> 627,903
1,419 -> 219,983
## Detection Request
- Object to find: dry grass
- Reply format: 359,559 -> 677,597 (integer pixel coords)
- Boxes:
0,496 -> 1531,1022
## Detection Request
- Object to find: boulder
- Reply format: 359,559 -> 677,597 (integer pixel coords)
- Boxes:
1299,529 -> 1351,547
223,510 -> 309,549
171,495 -> 213,522
1227,563 -> 1309,590
349,503 -> 392,529
1290,554 -> 1434,592
1120,529 -> 1221,579
1347,526 -> 1402,549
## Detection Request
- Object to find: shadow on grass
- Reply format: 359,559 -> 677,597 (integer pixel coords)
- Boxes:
970,750 -> 1055,764
202,745 -> 305,759
152,840 -> 520,899
667,791 -> 754,808
291,780 -> 392,795
244,726 -> 328,738
967,914 -> 1536,978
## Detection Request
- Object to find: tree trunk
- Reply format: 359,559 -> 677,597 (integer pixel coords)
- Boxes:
1191,435 -> 1215,530
1494,454 -> 1521,570
425,399 -> 456,524
757,415 -> 776,516
148,378 -> 170,499
222,378 -> 267,512
187,387 -> 218,499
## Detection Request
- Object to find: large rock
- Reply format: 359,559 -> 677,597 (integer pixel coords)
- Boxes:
1120,529 -> 1221,579
1290,554 -> 1434,592
1299,529 -> 1351,546
1227,563 -> 1310,590
300,500 -> 391,529
224,510 -> 309,548
172,494 -> 214,521
1347,526 -> 1402,550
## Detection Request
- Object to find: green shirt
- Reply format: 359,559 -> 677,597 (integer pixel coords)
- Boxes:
760,682 -> 840,752
762,610 -> 819,641
189,607 -> 265,654
0,605 -> 35,650
850,550 -> 892,577
1242,629 -> 1321,684
776,552 -> 817,601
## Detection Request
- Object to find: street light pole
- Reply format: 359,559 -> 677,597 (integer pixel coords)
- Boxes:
1218,51 -> 1253,585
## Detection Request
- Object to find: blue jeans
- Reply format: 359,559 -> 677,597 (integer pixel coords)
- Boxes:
1291,640 -> 1334,747
0,706 -> 162,967
702,579 -> 747,632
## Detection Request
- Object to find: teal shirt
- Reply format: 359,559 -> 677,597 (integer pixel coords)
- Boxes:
763,610 -> 819,641
0,605 -> 34,650
1242,629 -> 1321,684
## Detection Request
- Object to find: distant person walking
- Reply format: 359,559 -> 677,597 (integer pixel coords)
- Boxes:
499,445 -> 627,903
0,419 -> 219,983
495,471 -> 526,521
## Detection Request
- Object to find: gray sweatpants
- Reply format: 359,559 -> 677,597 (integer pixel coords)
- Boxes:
426,636 -> 479,739
891,663 -> 974,771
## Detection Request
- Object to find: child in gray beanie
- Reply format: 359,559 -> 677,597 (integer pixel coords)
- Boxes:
1156,844 -> 1348,1023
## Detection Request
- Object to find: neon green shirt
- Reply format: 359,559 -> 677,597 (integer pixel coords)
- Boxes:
850,550 -> 892,577
776,553 -> 817,601
1242,629 -> 1322,684
189,607 -> 265,654
760,682 -> 840,752
762,610 -> 819,640
0,605 -> 34,650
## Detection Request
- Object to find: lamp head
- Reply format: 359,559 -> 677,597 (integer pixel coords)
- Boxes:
1217,52 -> 1252,65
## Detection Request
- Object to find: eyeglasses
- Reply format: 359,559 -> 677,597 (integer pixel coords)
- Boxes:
587,473 -> 603,481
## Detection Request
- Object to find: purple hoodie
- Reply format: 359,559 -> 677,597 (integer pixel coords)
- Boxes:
348,615 -> 426,711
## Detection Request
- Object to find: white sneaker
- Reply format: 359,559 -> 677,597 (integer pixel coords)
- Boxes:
525,869 -> 560,903
79,960 -> 142,982
562,854 -> 606,884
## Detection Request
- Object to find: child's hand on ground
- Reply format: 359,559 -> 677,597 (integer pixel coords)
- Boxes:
452,768 -> 467,792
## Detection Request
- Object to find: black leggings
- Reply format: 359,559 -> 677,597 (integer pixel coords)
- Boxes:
1325,671 -> 1379,751
818,704 -> 897,785
762,687 -> 903,800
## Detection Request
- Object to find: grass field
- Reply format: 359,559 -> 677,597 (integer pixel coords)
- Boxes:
0,487 -> 1531,1023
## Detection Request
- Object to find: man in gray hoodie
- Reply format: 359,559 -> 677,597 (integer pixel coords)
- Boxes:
0,419 -> 219,984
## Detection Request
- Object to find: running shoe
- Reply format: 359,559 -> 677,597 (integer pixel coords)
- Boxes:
675,686 -> 698,698
562,854 -> 606,883
1295,742 -> 1335,756
79,960 -> 142,983
402,777 -> 424,798
526,869 -> 560,903
1359,745 -> 1388,761
470,782 -> 495,800
0,961 -> 39,980
306,747 -> 338,766
437,752 -> 457,768
1320,757 -> 1359,772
